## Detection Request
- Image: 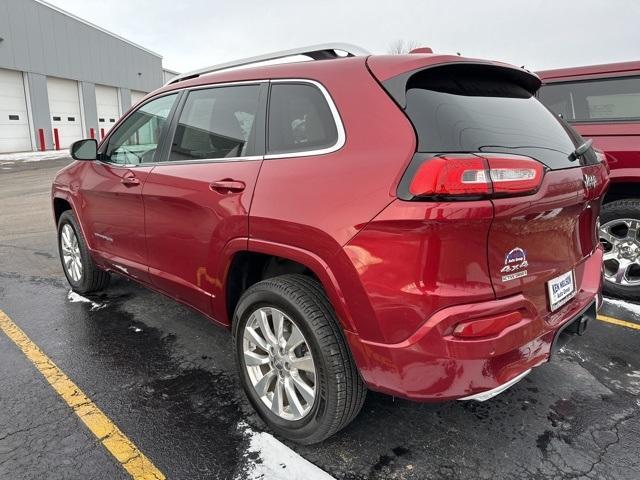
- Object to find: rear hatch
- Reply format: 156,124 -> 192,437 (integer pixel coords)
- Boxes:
373,60 -> 608,317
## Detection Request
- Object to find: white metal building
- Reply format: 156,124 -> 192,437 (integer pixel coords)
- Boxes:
0,0 -> 174,153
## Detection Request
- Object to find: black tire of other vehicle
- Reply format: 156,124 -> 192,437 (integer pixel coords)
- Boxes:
232,274 -> 366,444
57,210 -> 110,294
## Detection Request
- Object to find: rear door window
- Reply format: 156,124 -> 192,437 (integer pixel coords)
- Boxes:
403,65 -> 588,170
169,85 -> 261,161
267,83 -> 338,155
538,76 -> 640,122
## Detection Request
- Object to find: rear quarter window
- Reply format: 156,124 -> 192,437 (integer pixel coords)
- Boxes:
267,83 -> 338,155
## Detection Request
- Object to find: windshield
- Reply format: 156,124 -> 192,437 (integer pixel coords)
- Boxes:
404,67 -> 595,169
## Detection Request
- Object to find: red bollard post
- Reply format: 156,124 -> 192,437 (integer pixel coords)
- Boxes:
90,128 -> 95,139
100,128 -> 105,140
38,129 -> 46,151
53,128 -> 60,151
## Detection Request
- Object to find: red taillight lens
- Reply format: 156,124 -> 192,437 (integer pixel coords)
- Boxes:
408,154 -> 544,198
452,311 -> 522,338
409,155 -> 490,196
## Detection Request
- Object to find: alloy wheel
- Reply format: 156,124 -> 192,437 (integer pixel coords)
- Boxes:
599,218 -> 640,286
242,307 -> 316,421
61,224 -> 83,282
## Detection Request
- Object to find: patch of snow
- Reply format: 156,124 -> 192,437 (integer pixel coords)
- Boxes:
0,150 -> 70,163
237,423 -> 334,480
603,297 -> 640,318
129,326 -> 142,333
67,290 -> 105,311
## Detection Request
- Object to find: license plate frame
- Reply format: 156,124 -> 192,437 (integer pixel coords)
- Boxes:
547,269 -> 576,312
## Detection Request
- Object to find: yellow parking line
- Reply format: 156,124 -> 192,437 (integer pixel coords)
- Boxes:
0,309 -> 165,480
597,314 -> 640,331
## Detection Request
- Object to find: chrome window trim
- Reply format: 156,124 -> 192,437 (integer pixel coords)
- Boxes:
152,155 -> 264,167
97,78 -> 345,168
264,79 -> 346,159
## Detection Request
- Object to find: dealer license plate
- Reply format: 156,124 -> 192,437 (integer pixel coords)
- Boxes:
547,270 -> 576,312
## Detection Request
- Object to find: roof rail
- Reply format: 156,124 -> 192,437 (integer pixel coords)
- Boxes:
166,42 -> 370,85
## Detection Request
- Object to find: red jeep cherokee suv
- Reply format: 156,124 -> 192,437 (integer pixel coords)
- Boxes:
538,61 -> 640,300
52,44 -> 607,444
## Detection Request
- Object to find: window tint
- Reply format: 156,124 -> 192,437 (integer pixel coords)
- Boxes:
538,76 -> 640,122
268,83 -> 338,155
404,66 -> 584,170
104,94 -> 177,164
169,85 -> 260,161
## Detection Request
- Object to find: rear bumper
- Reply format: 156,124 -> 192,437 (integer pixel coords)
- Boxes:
346,248 -> 603,401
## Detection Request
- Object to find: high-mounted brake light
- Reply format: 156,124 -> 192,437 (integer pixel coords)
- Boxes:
408,154 -> 544,198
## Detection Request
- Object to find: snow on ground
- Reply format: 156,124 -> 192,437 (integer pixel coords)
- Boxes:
603,297 -> 640,318
67,290 -> 105,311
0,150 -> 70,163
238,423 -> 335,480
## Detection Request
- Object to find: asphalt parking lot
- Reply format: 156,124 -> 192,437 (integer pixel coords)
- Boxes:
1,155 -> 639,480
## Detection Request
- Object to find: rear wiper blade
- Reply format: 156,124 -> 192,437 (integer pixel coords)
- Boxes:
569,139 -> 593,162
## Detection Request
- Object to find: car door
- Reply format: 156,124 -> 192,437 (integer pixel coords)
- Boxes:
142,83 -> 267,316
78,93 -> 179,283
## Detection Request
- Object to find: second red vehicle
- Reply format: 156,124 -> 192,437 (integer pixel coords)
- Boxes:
52,44 -> 608,444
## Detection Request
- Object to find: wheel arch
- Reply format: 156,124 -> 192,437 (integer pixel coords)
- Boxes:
222,239 -> 356,334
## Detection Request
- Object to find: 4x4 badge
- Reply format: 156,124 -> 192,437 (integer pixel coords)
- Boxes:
501,247 -> 528,282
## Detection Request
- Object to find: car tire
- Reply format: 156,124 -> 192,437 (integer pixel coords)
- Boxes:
600,199 -> 640,300
232,274 -> 366,444
57,210 -> 110,294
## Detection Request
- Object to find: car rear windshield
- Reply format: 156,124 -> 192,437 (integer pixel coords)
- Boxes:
403,65 -> 591,169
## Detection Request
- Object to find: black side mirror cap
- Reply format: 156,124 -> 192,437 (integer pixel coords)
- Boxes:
70,139 -> 98,161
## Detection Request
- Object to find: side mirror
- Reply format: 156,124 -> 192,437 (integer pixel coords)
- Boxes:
70,139 -> 97,161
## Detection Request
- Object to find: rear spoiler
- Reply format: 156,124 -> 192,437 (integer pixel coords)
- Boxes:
377,62 -> 542,108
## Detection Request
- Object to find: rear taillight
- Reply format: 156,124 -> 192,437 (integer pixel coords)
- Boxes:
407,154 -> 545,199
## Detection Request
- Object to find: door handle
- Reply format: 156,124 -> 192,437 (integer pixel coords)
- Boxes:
210,179 -> 246,193
121,176 -> 140,187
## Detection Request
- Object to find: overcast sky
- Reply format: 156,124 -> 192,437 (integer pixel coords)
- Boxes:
47,0 -> 640,74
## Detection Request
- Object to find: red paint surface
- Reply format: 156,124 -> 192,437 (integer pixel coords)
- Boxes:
52,53 -> 606,401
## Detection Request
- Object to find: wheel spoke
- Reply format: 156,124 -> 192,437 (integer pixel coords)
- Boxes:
270,380 -> 284,416
273,310 -> 285,345
245,326 -> 269,351
599,229 -> 618,245
290,354 -> 315,373
285,326 -> 304,353
256,309 -> 277,347
244,351 -> 270,366
626,220 -> 639,240
253,370 -> 275,397
614,260 -> 631,284
284,377 -> 305,417
603,250 -> 618,262
291,372 -> 315,403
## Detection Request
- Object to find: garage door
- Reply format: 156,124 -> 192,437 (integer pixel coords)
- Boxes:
130,90 -> 147,109
0,69 -> 32,153
95,85 -> 120,139
47,77 -> 83,149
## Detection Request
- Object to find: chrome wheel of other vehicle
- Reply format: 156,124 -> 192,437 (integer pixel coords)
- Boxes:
242,307 -> 316,421
600,218 -> 640,286
61,224 -> 83,282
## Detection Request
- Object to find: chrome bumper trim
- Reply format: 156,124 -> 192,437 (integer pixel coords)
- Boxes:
458,368 -> 531,402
